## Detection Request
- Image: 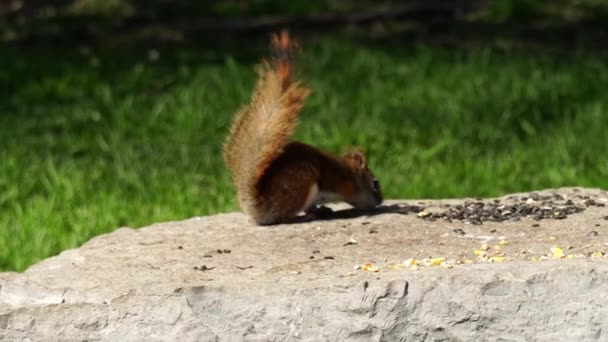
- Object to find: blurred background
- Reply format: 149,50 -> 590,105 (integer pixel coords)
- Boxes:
1,0 -> 607,271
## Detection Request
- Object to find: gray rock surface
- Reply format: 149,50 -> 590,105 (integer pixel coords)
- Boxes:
1,187 -> 608,341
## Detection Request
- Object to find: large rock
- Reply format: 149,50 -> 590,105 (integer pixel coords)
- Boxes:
1,188 -> 608,341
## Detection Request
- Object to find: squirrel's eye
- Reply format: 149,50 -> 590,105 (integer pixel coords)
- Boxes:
372,178 -> 380,192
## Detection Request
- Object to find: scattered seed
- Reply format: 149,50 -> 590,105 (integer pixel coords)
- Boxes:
324,256 -> 334,260
194,265 -> 215,271
361,262 -> 379,272
490,256 -> 505,263
416,197 -> 586,224
453,228 -> 466,235
550,247 -> 564,259
428,258 -> 444,266
236,265 -> 253,270
343,238 -> 358,246
417,210 -> 432,218
403,258 -> 418,270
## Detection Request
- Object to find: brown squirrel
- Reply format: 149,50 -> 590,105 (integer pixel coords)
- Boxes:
223,31 -> 382,225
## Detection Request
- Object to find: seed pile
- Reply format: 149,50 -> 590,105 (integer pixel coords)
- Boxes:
416,193 -> 605,225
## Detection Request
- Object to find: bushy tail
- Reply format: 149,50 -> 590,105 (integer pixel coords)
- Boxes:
223,30 -> 310,206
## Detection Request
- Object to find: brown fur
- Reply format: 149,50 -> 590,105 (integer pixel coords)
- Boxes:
255,142 -> 359,224
223,31 -> 382,225
223,31 -> 310,218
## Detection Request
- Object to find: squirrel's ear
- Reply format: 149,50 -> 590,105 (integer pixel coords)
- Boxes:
343,149 -> 367,169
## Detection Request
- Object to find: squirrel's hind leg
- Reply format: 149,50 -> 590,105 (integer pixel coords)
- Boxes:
254,166 -> 319,225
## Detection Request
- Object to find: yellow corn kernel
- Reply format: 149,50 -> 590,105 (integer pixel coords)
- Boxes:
550,247 -> 564,259
430,257 -> 444,266
362,262 -> 379,272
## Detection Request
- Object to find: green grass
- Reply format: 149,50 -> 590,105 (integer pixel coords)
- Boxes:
1,37 -> 608,271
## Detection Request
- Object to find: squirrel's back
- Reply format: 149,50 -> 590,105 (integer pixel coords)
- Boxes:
223,31 -> 310,217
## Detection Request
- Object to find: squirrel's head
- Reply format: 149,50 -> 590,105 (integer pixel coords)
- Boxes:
342,149 -> 383,210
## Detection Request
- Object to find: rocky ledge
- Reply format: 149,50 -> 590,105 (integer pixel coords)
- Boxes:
1,187 -> 608,341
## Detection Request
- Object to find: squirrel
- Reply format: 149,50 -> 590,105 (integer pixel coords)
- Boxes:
223,31 -> 382,225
